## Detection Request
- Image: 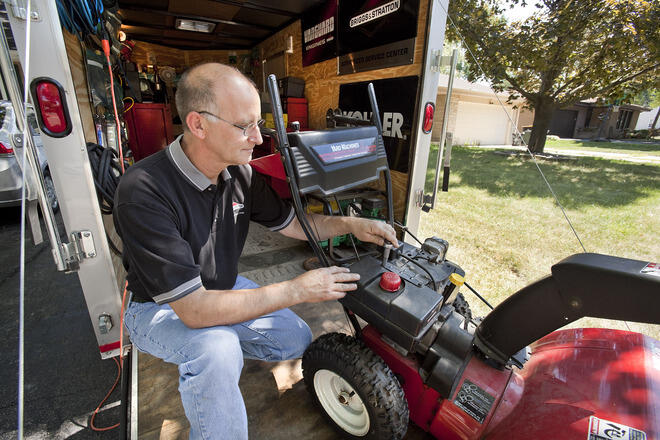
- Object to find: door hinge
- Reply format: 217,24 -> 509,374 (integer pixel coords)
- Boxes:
5,0 -> 41,21
414,189 -> 425,207
430,50 -> 442,72
61,230 -> 96,272
430,51 -> 454,72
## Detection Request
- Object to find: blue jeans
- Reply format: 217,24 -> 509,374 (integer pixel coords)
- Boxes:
123,276 -> 313,440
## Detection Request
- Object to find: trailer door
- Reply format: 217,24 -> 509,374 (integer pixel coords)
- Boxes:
403,0 -> 449,238
7,1 -> 125,359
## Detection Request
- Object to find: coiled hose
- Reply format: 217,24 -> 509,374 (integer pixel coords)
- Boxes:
86,142 -> 128,255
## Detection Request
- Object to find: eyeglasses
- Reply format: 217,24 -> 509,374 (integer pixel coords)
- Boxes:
197,111 -> 265,136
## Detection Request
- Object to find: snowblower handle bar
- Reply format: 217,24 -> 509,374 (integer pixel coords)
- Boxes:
366,83 -> 395,227
266,74 -> 330,266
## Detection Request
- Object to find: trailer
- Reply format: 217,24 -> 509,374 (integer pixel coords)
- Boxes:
5,0 -> 659,439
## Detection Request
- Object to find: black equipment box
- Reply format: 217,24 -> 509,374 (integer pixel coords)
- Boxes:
286,125 -> 389,196
278,76 -> 305,98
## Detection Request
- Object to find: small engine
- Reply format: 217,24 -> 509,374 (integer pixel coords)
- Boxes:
341,240 -> 462,351
340,238 -> 477,398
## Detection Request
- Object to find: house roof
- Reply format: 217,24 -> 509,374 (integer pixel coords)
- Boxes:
578,98 -> 650,112
437,74 -> 523,102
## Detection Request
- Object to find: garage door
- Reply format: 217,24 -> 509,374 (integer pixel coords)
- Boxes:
454,101 -> 512,146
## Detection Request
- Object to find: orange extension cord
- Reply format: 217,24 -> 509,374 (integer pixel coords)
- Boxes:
90,281 -> 129,432
91,36 -> 127,432
101,38 -> 125,173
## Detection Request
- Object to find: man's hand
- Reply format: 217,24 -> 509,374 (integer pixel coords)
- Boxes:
291,266 -> 360,302
348,217 -> 398,247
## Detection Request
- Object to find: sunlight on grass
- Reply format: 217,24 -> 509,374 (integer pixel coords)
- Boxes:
545,138 -> 660,157
419,146 -> 660,339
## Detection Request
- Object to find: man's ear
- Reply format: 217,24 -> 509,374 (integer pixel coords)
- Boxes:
186,112 -> 207,140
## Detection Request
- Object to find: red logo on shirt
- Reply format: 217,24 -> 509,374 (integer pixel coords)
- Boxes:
232,202 -> 244,213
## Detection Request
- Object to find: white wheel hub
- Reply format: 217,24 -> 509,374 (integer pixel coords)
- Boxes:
313,369 -> 370,436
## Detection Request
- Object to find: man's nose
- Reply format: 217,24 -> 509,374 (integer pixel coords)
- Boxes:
249,127 -> 263,145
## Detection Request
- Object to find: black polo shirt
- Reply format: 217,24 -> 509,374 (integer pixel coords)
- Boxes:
114,136 -> 295,304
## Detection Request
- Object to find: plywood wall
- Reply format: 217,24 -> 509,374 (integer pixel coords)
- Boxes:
63,31 -> 97,144
129,40 -> 249,72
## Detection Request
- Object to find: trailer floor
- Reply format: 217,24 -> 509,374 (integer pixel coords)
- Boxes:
137,223 -> 431,439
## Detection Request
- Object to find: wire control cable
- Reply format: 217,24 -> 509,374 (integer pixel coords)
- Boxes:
17,1 -> 34,437
56,0 -> 104,37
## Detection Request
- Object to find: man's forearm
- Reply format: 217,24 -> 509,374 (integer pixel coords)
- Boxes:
170,281 -> 298,328
281,214 -> 351,241
304,214 -> 353,241
280,214 -> 398,248
167,265 -> 359,328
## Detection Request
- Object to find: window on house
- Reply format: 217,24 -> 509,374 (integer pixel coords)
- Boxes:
584,108 -> 593,127
616,110 -> 633,130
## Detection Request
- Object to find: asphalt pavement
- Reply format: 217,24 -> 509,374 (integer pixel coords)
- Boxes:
1,207 -> 121,439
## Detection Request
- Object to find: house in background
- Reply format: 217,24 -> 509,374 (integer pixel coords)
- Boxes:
432,75 -> 524,146
635,106 -> 660,131
432,75 -> 651,145
547,99 -> 650,139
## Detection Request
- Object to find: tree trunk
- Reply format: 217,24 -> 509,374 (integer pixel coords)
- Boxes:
596,105 -> 613,140
529,101 -> 554,153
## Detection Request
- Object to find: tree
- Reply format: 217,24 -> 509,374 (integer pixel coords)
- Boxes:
447,0 -> 660,152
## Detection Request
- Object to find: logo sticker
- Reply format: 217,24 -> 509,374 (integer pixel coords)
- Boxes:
640,262 -> 660,278
232,202 -> 244,222
453,379 -> 495,424
588,416 -> 646,440
350,0 -> 400,28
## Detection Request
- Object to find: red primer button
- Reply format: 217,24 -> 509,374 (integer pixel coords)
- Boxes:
380,272 -> 401,292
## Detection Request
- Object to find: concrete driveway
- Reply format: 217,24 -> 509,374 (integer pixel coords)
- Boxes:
1,207 -> 120,439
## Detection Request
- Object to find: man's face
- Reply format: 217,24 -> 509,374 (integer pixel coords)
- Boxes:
204,79 -> 263,167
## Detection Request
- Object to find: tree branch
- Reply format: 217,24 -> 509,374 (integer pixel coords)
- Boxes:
592,63 -> 660,96
552,41 -> 610,98
460,23 -> 538,101
566,62 -> 660,104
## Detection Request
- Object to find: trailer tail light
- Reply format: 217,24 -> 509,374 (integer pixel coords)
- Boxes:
30,78 -> 72,138
0,142 -> 13,155
422,102 -> 434,134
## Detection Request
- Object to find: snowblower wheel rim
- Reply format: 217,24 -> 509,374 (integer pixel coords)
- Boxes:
313,369 -> 370,436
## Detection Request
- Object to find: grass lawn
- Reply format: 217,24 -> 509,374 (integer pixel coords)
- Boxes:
419,145 -> 660,340
544,138 -> 660,157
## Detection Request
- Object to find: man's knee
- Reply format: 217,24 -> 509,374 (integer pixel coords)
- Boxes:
285,319 -> 313,359
182,327 -> 244,378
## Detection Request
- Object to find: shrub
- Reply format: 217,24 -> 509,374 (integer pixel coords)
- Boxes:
628,129 -> 649,139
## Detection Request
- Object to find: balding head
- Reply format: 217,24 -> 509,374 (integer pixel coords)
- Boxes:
175,63 -> 257,132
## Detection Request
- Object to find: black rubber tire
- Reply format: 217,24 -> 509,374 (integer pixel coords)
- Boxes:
452,292 -> 472,322
302,332 -> 409,440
